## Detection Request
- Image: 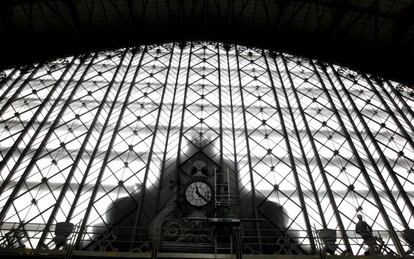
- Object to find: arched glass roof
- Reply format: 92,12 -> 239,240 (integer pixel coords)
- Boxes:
0,42 -> 414,256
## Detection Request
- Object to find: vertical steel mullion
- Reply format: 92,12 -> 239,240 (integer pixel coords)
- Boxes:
131,44 -> 175,242
66,50 -> 136,222
0,64 -> 42,115
280,55 -> 353,253
329,65 -> 414,224
0,58 -> 77,176
36,50 -> 129,248
234,45 -> 261,245
155,46 -> 184,212
263,52 -> 315,252
0,57 -> 82,198
0,55 -> 96,223
225,46 -> 241,198
272,55 -> 327,229
217,44 -> 224,177
363,74 -> 414,150
175,43 -> 193,178
224,47 -> 242,257
74,47 -> 146,248
310,60 -> 404,256
385,79 -> 414,119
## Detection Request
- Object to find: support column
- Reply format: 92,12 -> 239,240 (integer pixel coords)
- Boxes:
0,55 -> 97,223
217,44 -> 224,178
327,65 -> 414,228
0,58 -> 77,178
311,60 -> 404,256
225,44 -> 241,200
272,54 -> 327,230
280,55 -> 352,254
234,45 -> 261,249
155,45 -> 184,212
175,42 -> 192,180
363,74 -> 414,150
36,50 -> 130,248
74,47 -> 146,248
131,44 -> 176,244
65,51 -> 137,224
264,51 -> 315,252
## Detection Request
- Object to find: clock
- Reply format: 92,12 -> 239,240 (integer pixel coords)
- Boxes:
191,160 -> 207,175
185,181 -> 212,207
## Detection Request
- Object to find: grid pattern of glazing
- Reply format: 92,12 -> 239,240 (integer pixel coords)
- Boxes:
0,42 -> 414,255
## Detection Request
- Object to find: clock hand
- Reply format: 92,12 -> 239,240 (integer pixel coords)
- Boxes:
195,186 -> 209,202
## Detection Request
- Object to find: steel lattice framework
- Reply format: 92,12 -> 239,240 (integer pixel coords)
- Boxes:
0,42 -> 414,256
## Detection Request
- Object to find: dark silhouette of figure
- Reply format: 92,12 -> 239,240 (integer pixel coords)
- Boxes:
53,222 -> 74,250
318,228 -> 338,255
84,140 -> 307,255
355,214 -> 377,255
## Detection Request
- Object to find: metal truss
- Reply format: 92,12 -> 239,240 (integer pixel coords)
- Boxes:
2,0 -> 414,86
0,42 -> 414,257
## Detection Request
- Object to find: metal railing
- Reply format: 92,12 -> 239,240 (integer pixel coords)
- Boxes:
1,222 -> 414,257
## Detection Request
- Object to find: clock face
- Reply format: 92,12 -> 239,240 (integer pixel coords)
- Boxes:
185,181 -> 212,207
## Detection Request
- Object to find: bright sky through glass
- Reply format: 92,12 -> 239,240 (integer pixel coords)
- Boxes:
0,43 -> 413,255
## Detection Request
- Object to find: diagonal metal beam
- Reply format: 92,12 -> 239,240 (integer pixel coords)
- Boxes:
272,54 -> 327,231
0,54 -> 97,224
280,55 -> 353,254
155,45 -> 184,212
311,60 -> 404,256
234,45 -> 263,251
0,59 -> 76,190
263,51 -> 316,253
328,64 -> 413,229
0,64 -> 42,120
36,50 -> 129,249
74,47 -> 146,249
131,44 -> 175,245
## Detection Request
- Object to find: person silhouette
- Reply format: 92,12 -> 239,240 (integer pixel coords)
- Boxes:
355,214 -> 377,255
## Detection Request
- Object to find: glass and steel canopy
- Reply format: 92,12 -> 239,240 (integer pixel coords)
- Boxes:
0,42 -> 413,256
